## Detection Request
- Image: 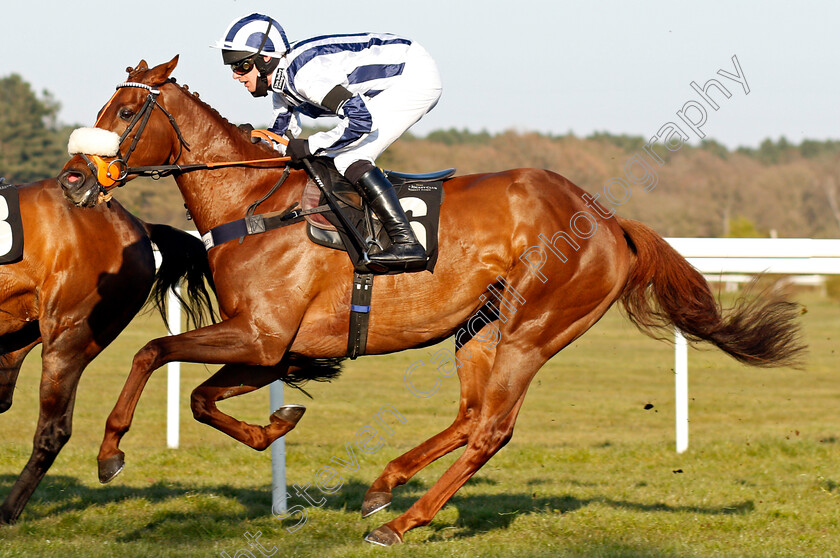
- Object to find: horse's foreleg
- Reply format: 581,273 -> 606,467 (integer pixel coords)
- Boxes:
362,343 -> 495,517
0,341 -> 41,524
0,336 -> 39,414
190,362 -> 305,451
1,346 -> 89,524
98,316 -> 290,483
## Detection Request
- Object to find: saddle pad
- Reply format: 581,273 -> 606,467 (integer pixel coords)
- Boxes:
297,161 -> 449,274
301,179 -> 332,230
306,179 -> 445,274
300,167 -> 452,232
0,184 -> 24,264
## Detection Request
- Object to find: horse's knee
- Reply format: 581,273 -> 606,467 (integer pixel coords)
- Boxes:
495,428 -> 515,449
190,387 -> 214,423
132,343 -> 163,370
34,422 -> 72,454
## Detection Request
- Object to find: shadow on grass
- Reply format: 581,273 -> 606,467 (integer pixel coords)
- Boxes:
0,473 -> 272,535
408,490 -> 753,542
1,474 -> 754,543
292,478 -> 754,541
318,479 -> 754,542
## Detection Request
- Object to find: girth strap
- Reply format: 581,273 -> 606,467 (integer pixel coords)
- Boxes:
347,272 -> 374,359
200,168 -> 327,251
200,204 -> 331,251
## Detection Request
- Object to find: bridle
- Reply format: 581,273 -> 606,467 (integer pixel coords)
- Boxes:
80,81 -> 189,194
80,81 -> 289,200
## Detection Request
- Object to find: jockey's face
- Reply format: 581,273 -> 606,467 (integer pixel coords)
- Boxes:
231,56 -> 273,94
232,65 -> 259,93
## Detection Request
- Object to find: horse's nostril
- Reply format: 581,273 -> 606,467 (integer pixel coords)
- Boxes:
58,170 -> 84,188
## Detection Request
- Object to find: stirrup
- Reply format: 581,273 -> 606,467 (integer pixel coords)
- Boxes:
367,243 -> 427,271
365,236 -> 384,252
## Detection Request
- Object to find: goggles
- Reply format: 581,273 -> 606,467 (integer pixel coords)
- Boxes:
230,55 -> 258,75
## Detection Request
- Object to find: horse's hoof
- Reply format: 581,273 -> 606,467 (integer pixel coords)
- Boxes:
98,452 -> 125,484
361,491 -> 392,517
271,404 -> 306,425
364,525 -> 402,546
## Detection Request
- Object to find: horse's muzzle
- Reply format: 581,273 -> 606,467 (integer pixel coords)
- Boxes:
58,166 -> 100,208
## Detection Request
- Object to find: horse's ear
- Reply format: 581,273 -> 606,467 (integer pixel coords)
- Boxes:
165,54 -> 180,73
136,60 -> 149,71
145,55 -> 180,85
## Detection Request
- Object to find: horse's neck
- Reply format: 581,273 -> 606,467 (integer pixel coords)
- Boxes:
169,94 -> 300,232
175,168 -> 301,234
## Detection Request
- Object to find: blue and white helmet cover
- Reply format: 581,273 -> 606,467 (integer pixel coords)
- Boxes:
213,13 -> 290,58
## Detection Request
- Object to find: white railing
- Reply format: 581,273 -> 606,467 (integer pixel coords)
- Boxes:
667,238 -> 840,453
668,238 -> 840,275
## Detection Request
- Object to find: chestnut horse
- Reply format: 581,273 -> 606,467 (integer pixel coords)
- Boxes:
0,177 -> 214,524
58,57 -> 803,545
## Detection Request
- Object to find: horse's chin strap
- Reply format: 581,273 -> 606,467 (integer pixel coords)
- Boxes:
78,153 -> 120,202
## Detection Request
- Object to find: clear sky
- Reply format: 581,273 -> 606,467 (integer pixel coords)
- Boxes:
3,0 -> 838,149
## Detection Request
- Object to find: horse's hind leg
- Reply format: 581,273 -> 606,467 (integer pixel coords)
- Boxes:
361,343 -> 495,517
365,263 -> 625,544
365,342 -> 537,546
190,362 -> 305,451
0,339 -> 40,523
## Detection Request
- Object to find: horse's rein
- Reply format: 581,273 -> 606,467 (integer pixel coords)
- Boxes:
131,128 -> 292,176
80,82 -> 290,202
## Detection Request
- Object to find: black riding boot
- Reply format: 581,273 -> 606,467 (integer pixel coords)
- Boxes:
354,167 -> 426,269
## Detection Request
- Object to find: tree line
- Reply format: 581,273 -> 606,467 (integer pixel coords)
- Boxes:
0,75 -> 74,184
2,75 -> 839,238
382,129 -> 840,238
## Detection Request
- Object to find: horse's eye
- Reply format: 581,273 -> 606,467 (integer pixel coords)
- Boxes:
118,108 -> 135,121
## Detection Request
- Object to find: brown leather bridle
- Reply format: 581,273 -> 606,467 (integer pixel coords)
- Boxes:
79,81 -> 289,201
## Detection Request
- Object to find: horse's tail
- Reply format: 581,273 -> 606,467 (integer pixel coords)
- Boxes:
144,223 -> 217,331
616,217 -> 805,368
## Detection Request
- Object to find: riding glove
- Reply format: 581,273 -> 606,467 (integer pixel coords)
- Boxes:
286,138 -> 311,162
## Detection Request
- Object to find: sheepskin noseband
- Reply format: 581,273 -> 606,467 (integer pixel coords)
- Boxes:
68,127 -> 121,157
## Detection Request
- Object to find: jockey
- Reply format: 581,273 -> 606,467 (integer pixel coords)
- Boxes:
213,13 -> 443,270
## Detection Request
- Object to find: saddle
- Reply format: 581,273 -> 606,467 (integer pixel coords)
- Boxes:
300,158 -> 452,275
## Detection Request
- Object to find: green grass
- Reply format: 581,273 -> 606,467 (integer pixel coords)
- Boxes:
1,292 -> 838,557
